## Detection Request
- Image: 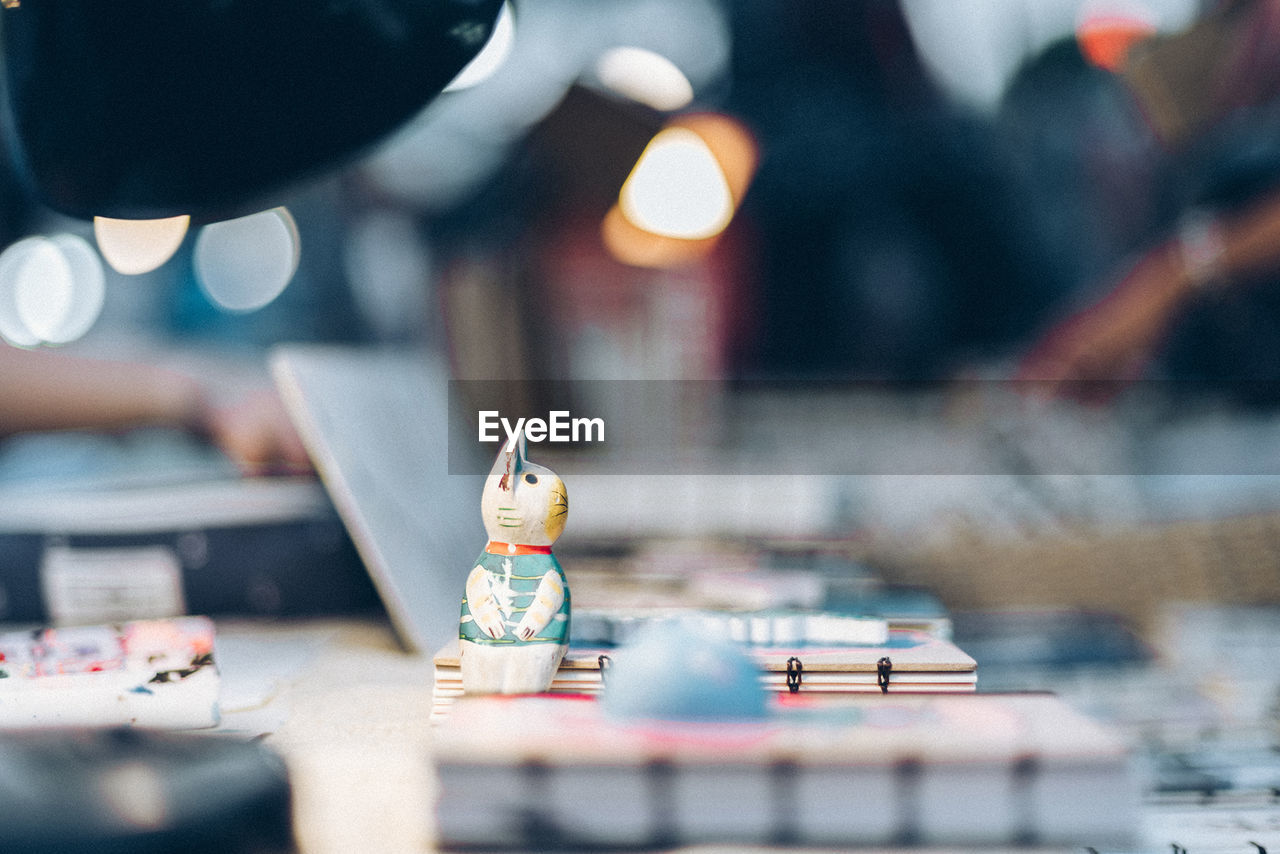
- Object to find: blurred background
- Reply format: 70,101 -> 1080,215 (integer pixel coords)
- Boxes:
6,3 -> 1280,613
1,0 -> 1280,843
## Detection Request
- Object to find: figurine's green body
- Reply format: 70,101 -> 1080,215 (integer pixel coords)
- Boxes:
459,550 -> 570,646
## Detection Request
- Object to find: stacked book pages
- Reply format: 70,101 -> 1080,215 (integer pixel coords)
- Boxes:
433,692 -> 1137,850
431,614 -> 976,721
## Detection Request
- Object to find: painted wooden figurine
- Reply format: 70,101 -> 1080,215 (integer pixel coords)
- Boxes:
459,430 -> 570,694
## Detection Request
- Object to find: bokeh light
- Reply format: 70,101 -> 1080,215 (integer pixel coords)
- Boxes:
0,238 -> 57,347
194,207 -> 300,313
99,762 -> 168,829
30,235 -> 105,344
444,1 -> 516,92
619,127 -> 733,241
93,215 -> 190,275
601,205 -> 708,269
595,46 -> 694,111
0,234 -> 106,347
606,113 -> 756,269
12,238 -> 72,345
1076,0 -> 1157,72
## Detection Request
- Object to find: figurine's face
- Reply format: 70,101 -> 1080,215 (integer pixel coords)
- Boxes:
480,448 -> 568,546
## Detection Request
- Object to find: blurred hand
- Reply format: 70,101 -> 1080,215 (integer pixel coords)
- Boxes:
200,389 -> 312,476
1016,244 -> 1193,403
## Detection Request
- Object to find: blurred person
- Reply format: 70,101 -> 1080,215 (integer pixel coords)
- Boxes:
0,345 -> 311,474
0,169 -> 384,477
1013,0 -> 1280,401
724,0 -> 1042,379
1017,186 -> 1280,399
725,0 -> 1280,399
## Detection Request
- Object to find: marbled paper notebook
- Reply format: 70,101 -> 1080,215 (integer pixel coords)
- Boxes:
0,616 -> 220,729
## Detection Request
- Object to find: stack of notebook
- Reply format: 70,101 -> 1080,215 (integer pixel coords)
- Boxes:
433,692 -> 1136,849
431,616 -> 976,720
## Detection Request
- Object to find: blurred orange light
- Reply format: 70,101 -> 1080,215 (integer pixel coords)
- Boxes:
602,205 -> 714,269
620,127 -> 734,240
1076,14 -> 1156,71
604,113 -> 756,269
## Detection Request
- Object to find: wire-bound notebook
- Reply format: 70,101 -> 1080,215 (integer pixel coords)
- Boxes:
0,616 -> 220,729
433,692 -> 1137,850
431,624 -> 977,720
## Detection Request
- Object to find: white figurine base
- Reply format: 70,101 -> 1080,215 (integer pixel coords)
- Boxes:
459,639 -> 568,695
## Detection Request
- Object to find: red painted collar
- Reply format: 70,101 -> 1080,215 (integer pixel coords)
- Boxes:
486,541 -> 553,556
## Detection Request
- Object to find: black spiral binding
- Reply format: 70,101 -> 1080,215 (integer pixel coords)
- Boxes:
877,657 -> 893,693
785,657 -> 803,693
597,652 -> 898,694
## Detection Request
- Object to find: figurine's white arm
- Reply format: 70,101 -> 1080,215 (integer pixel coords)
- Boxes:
465,566 -> 507,639
514,570 -> 564,641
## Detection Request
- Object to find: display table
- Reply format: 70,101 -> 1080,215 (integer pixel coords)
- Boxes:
213,616 -> 1280,854
216,617 -> 438,853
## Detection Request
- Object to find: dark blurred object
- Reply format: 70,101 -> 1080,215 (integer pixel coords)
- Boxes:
725,0 -> 1036,379
0,431 -> 381,624
0,516 -> 382,625
952,609 -> 1151,671
0,0 -> 501,220
0,727 -> 293,853
1150,743 -> 1280,796
999,38 -> 1165,318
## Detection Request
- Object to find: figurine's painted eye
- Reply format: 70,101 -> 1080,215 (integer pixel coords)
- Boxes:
524,473 -> 538,485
